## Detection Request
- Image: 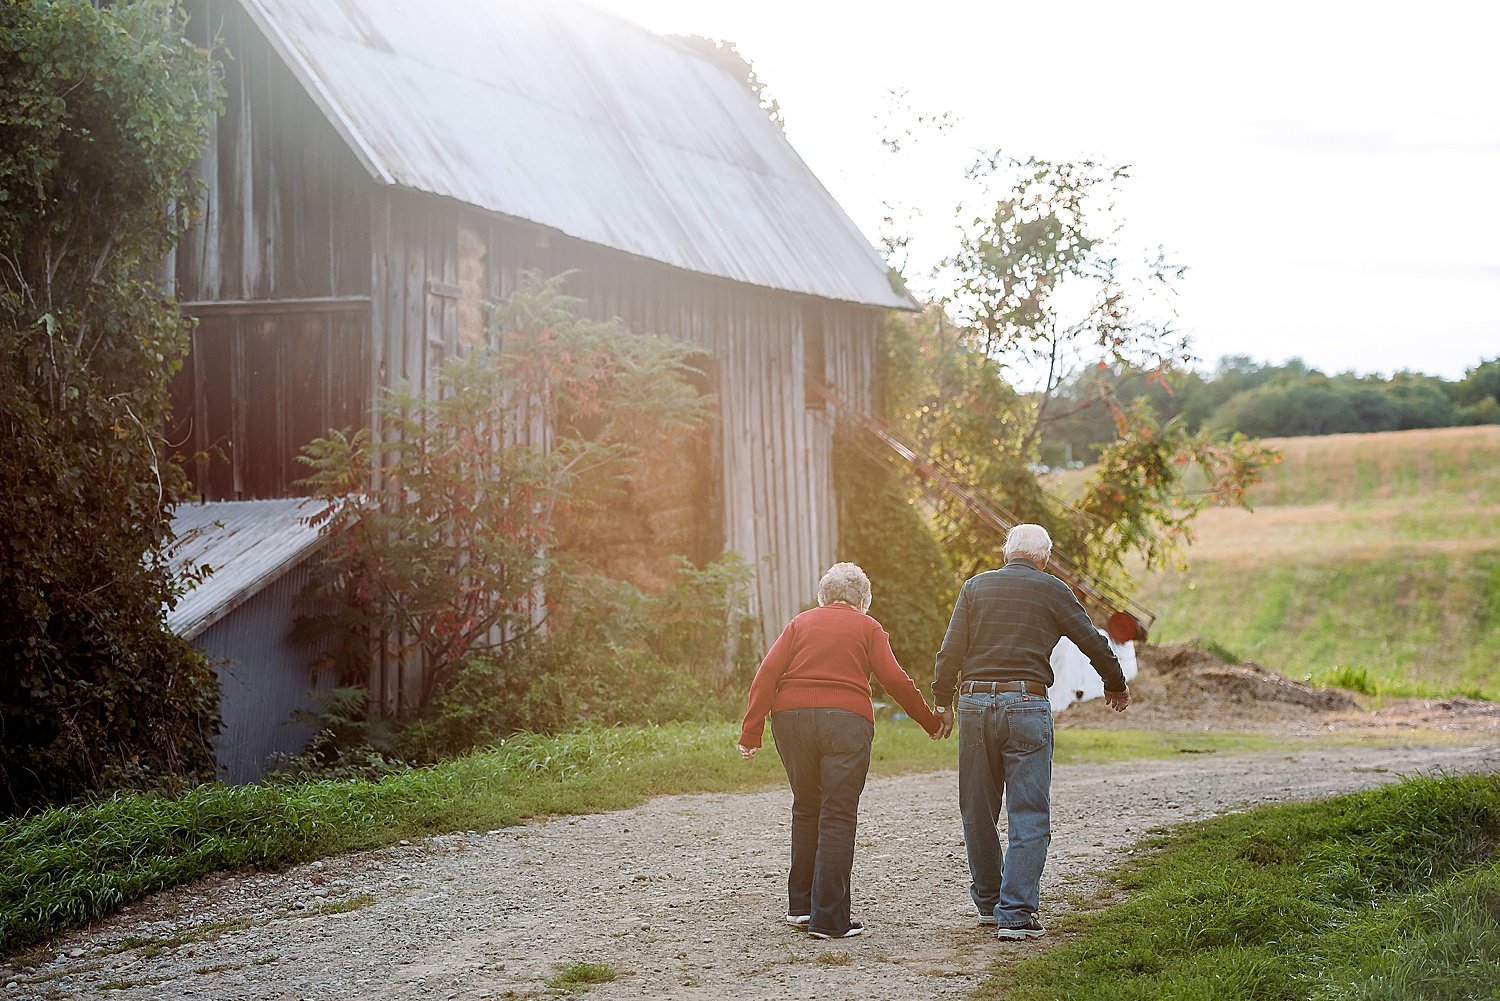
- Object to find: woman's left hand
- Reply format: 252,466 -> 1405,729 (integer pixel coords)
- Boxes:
737,743 -> 757,760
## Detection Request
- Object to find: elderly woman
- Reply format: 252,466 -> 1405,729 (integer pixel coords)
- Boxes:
738,562 -> 944,940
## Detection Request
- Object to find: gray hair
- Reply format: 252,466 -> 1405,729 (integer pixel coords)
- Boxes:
817,562 -> 872,613
1004,524 -> 1052,565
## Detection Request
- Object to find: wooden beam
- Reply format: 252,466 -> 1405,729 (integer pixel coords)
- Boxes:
179,296 -> 372,317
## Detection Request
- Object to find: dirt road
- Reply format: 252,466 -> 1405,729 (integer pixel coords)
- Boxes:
8,740 -> 1496,1001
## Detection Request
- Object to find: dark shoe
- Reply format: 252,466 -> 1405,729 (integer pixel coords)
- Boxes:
976,910 -> 997,926
807,919 -> 865,939
785,913 -> 810,926
995,915 -> 1046,940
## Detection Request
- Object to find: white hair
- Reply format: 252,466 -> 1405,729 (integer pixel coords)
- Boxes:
1004,524 -> 1052,565
817,562 -> 872,613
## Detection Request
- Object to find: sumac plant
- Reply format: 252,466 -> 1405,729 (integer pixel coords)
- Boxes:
0,0 -> 224,813
297,272 -> 711,712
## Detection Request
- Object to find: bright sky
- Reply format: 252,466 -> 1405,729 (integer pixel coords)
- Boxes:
594,0 -> 1499,382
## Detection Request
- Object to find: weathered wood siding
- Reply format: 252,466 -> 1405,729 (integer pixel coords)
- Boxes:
176,0 -> 370,303
364,195 -> 881,656
171,0 -> 371,500
171,10 -> 887,702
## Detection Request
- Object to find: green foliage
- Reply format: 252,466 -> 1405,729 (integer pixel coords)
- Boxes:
1137,425 -> 1499,700
877,304 -> 1041,580
1314,664 -> 1377,697
1209,370 -> 1461,438
1071,402 -> 1278,578
1454,357 -> 1500,406
874,304 -> 1276,592
1150,555 -> 1500,700
264,687 -> 407,784
980,772 -> 1500,1001
949,156 -> 1192,406
0,0 -> 225,813
1318,861 -> 1500,1001
861,156 -> 1277,595
0,721 -> 1290,952
831,426 -> 956,690
546,962 -> 619,992
1045,355 -> 1500,461
396,555 -> 756,761
297,272 -> 711,710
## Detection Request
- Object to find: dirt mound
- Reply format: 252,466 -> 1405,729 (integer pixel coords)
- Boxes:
1058,642 -> 1496,737
1147,644 -> 1358,712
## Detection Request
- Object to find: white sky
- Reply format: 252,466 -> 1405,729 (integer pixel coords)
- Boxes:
594,0 -> 1499,381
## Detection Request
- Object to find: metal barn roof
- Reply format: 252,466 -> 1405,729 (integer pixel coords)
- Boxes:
239,0 -> 911,310
166,499 -> 334,640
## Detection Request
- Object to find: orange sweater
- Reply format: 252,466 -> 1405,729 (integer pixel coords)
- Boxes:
739,604 -> 941,749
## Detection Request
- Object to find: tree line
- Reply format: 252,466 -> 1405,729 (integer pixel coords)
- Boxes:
1039,355 -> 1500,466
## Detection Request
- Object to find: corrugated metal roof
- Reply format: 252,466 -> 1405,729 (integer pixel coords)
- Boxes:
166,499 -> 335,640
238,0 -> 912,310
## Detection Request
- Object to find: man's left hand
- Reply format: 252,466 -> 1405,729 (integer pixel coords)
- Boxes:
1104,687 -> 1131,712
737,743 -> 758,760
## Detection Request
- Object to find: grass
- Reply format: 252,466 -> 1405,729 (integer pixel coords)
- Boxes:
1130,426 -> 1500,700
978,770 -> 1500,1001
302,892 -> 375,917
1144,553 -> 1500,698
546,961 -> 618,991
0,721 -> 1287,955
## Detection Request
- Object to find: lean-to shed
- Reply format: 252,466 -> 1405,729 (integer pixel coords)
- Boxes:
166,499 -> 337,781
168,0 -> 912,713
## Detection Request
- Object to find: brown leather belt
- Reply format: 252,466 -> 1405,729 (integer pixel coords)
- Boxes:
961,679 -> 1047,696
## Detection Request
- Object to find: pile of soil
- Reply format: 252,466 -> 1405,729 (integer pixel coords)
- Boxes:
1057,642 -> 1500,737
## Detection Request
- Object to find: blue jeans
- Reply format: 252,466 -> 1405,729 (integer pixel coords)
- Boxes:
770,707 -> 873,937
957,690 -> 1054,927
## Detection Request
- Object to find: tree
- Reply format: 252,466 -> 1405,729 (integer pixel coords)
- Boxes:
0,0 -> 223,812
297,273 -> 711,713
1385,372 -> 1460,430
877,305 -> 1274,590
874,156 -> 1277,590
1454,358 -> 1500,411
947,155 -> 1193,457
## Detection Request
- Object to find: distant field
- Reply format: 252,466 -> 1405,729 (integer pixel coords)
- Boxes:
1133,426 -> 1500,698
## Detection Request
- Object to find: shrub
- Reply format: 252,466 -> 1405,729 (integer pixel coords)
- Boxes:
297,272 -> 712,712
832,428 -> 956,691
394,555 -> 755,762
0,0 -> 224,812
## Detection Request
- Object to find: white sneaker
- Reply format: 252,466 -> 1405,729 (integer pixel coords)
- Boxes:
785,913 -> 810,926
995,916 -> 1046,940
808,919 -> 865,939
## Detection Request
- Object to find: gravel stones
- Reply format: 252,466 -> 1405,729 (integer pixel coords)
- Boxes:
3,743 -> 1496,1000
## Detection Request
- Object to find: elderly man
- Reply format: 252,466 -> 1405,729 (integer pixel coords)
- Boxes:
932,523 -> 1130,940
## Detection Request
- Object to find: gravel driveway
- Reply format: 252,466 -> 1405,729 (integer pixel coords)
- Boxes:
7,741 -> 1497,1001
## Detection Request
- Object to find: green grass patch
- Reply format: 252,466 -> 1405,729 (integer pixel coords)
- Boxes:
302,892 -> 375,917
979,771 -> 1500,1001
1143,552 -> 1500,699
546,961 -> 618,991
0,721 -> 1300,955
1127,427 -> 1500,701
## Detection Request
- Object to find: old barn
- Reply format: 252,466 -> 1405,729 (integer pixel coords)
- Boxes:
167,0 -> 911,755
